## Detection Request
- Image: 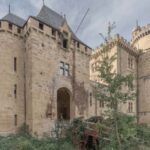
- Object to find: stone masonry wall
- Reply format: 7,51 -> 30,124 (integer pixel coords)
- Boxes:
0,22 -> 25,136
138,51 -> 150,125
24,17 -> 92,137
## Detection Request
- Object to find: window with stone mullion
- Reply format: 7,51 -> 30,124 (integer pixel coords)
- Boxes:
60,62 -> 69,76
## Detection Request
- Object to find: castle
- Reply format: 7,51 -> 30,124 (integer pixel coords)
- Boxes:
0,5 -> 150,137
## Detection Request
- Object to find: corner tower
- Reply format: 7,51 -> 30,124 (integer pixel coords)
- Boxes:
0,12 -> 25,135
132,24 -> 150,51
132,24 -> 150,125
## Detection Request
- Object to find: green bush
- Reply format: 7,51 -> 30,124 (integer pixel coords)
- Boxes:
17,140 -> 35,150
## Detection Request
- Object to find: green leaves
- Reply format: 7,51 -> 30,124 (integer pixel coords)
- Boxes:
95,44 -> 150,149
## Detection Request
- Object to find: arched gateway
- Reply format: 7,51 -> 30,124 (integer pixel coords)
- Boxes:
57,88 -> 71,120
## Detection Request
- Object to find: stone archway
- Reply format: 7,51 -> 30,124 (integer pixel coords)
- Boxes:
57,88 -> 70,120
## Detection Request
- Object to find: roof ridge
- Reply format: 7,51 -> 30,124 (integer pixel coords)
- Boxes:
37,5 -> 64,19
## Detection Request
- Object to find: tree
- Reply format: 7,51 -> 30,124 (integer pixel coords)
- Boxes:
96,26 -> 150,150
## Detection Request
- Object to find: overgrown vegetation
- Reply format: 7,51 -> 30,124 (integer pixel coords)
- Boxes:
95,29 -> 150,149
0,124 -> 75,150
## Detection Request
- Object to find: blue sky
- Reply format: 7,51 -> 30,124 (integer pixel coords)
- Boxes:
0,0 -> 150,48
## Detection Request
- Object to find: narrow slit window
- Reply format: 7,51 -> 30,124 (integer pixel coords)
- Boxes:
14,84 -> 17,99
14,114 -> 17,126
14,57 -> 17,72
90,93 -> 92,106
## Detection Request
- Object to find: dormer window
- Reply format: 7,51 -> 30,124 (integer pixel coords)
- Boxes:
62,31 -> 69,49
39,23 -> 44,30
63,39 -> 68,48
9,23 -> 12,30
52,28 -> 56,36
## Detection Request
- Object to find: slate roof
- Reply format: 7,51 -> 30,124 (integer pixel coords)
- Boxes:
36,5 -> 64,30
2,13 -> 25,27
0,6 -> 91,48
36,6 -> 83,44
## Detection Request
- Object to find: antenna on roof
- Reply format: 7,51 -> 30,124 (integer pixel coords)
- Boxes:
75,8 -> 90,34
136,19 -> 139,27
107,21 -> 116,39
8,4 -> 11,13
64,14 -> 66,19
99,21 -> 116,43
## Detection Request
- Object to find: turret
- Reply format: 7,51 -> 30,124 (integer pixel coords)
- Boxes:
131,24 -> 150,51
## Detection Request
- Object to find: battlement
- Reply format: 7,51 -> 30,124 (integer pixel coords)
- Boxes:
92,34 -> 138,59
131,24 -> 150,44
0,20 -> 23,38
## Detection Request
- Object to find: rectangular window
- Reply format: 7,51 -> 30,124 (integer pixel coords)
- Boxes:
0,22 -> 1,28
128,102 -> 133,113
14,84 -> 17,99
9,23 -> 12,30
63,39 -> 68,49
85,47 -> 87,52
128,56 -> 134,69
62,31 -> 69,48
39,23 -> 44,30
17,28 -> 21,34
99,101 -> 104,108
59,62 -> 69,76
14,114 -> 17,126
52,28 -> 56,36
77,42 -> 80,48
14,57 -> 17,72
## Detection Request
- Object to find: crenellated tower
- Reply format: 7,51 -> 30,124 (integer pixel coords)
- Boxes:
131,24 -> 150,51
131,24 -> 150,125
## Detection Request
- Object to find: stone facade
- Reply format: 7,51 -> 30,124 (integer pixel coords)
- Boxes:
1,5 -> 150,137
0,6 -> 95,137
91,25 -> 150,125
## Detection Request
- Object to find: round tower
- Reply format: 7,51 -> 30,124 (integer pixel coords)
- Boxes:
131,24 -> 150,51
132,23 -> 150,125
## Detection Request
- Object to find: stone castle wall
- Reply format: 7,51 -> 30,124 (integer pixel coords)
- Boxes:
138,50 -> 150,125
0,21 -> 25,136
90,36 -> 138,116
22,17 -> 93,136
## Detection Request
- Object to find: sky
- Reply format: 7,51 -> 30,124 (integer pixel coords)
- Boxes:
0,0 -> 150,48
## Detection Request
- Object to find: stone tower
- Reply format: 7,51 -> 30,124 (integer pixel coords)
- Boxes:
132,25 -> 150,125
0,12 -> 25,135
90,35 -> 138,116
0,5 -> 93,137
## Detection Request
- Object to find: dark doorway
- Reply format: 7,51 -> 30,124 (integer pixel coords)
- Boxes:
57,88 -> 70,120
